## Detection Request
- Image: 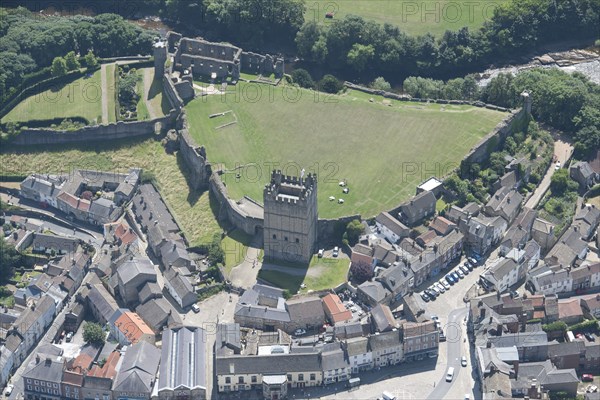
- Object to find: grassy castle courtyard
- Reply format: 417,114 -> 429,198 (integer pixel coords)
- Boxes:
186,82 -> 508,219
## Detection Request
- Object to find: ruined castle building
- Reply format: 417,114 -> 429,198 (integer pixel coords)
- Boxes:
263,171 -> 318,265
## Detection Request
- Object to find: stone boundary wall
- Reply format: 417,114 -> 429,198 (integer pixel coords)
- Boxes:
11,110 -> 177,145
343,82 -> 511,112
177,112 -> 210,190
163,72 -> 185,111
99,56 -> 151,63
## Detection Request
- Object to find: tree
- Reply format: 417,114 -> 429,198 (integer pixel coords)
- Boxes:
291,68 -> 314,88
208,233 -> 225,266
319,74 -> 342,94
83,322 -> 105,345
345,219 -> 365,246
64,51 -> 80,71
550,169 -> 573,195
51,56 -> 67,77
370,77 -> 391,91
83,50 -> 98,69
350,261 -> 373,284
346,43 -> 374,72
0,236 -> 20,282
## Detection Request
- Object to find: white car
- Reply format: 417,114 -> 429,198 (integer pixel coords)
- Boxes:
456,269 -> 465,278
294,328 -> 307,336
435,283 -> 445,293
459,265 -> 470,275
429,285 -> 440,295
555,161 -> 561,170
333,247 -> 339,257
461,356 -> 468,367
4,384 -> 14,396
440,280 -> 450,290
191,304 -> 200,313
318,249 -> 324,258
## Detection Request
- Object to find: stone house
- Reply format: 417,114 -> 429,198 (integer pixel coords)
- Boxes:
368,330 -> 403,367
402,321 -> 439,361
163,266 -> 196,309
375,262 -> 414,304
22,354 -> 65,400
375,211 -> 409,243
321,344 -> 351,385
342,337 -> 373,373
322,293 -> 352,325
398,190 -> 436,227
112,341 -> 161,400
115,257 -> 157,307
484,187 -> 523,225
570,161 -> 598,190
110,310 -> 155,346
531,217 -> 555,253
286,296 -> 325,332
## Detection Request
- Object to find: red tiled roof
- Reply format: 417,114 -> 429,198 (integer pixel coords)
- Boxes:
87,351 -> 120,379
322,293 -> 352,324
558,299 -> 583,319
530,295 -> 545,309
114,312 -> 154,343
114,222 -> 137,246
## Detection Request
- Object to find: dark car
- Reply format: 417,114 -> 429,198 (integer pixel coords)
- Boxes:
584,332 -> 595,342
421,292 -> 431,302
464,262 -> 474,271
446,275 -> 455,284
451,272 -> 460,281
425,289 -> 437,299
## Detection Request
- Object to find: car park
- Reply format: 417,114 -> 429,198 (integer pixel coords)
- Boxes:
429,286 -> 440,296
425,289 -> 437,299
464,262 -> 474,271
461,356 -> 467,367
468,257 -> 478,266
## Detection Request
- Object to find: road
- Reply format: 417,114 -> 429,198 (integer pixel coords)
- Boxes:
427,307 -> 469,400
525,135 -> 574,209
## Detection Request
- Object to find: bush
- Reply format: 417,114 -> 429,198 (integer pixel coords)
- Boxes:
542,321 -> 567,332
350,261 -> 373,284
319,74 -> 342,94
569,319 -> 598,333
370,77 -> 391,91
291,68 -> 314,88
345,219 -> 365,246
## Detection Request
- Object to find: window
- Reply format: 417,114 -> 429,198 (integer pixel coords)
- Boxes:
41,382 -> 45,387
287,374 -> 292,381
295,238 -> 300,243
251,376 -> 257,383
27,386 -> 32,391
310,374 -> 316,381
54,390 -> 59,395
238,377 -> 244,384
299,374 -> 304,381
284,236 -> 288,242
54,384 -> 58,388
272,234 -> 276,240
28,379 -> 32,384
225,377 -> 231,384
35,381 -> 39,385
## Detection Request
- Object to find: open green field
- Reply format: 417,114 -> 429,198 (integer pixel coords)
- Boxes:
186,83 -> 507,219
258,256 -> 349,293
2,69 -> 105,125
306,0 -> 507,36
0,138 -> 220,246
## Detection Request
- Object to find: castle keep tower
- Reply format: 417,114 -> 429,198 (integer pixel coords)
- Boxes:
263,170 -> 318,264
153,40 -> 168,77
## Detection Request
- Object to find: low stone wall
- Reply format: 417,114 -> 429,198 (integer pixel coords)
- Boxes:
343,82 -> 511,112
11,111 -> 177,145
99,56 -> 151,63
177,112 -> 211,190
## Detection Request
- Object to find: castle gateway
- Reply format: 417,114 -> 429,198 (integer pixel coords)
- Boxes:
263,171 -> 318,264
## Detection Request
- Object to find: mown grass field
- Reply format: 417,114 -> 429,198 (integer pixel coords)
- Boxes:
258,256 -> 350,293
105,64 -> 117,123
2,69 -> 106,125
0,138 -> 221,246
306,0 -> 507,36
186,82 -> 506,219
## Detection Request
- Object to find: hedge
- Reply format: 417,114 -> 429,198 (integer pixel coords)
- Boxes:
569,319 -> 598,333
542,321 -> 567,332
1,116 -> 90,130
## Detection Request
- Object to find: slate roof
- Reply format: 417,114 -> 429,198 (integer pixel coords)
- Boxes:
344,337 -> 370,356
488,331 -> 548,348
117,257 -> 156,285
357,280 -> 390,304
375,212 -> 409,237
138,281 -> 163,304
399,190 -> 436,222
87,284 -> 119,323
23,354 -> 64,382
113,341 -> 161,393
287,296 -> 325,324
321,345 -> 350,371
429,216 -> 456,236
481,258 -> 518,286
135,297 -> 182,332
158,327 -> 206,391
377,261 -> 413,293
216,353 -> 321,375
164,267 -> 195,305
132,184 -> 180,233
371,304 -> 397,332
368,330 -> 400,351
32,233 -> 79,252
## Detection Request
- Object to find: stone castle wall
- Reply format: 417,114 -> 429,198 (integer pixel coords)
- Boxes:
11,111 -> 177,145
240,52 -> 284,78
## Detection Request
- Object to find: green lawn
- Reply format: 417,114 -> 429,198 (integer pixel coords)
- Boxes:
186,82 -> 506,219
105,64 -> 117,123
306,0 -> 507,36
2,69 -> 104,125
0,138 -> 221,246
222,229 -> 254,276
258,256 -> 349,293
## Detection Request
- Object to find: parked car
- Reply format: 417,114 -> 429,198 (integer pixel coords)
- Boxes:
440,280 -> 450,290
584,332 -> 595,342
191,304 -> 200,313
456,269 -> 465,278
318,249 -> 324,258
421,292 -> 431,302
431,315 -> 439,321
425,289 -> 437,299
65,332 -> 73,342
555,161 -> 561,170
446,275 -> 456,285
464,262 -> 474,271
439,331 -> 446,342
459,265 -> 469,275
461,356 -> 467,367
451,272 -> 460,281
5,384 -> 14,396
586,385 -> 598,393
582,374 -> 594,382
294,328 -> 307,336
429,286 -> 440,296
435,283 -> 445,293
333,247 -> 339,257
468,257 -> 478,266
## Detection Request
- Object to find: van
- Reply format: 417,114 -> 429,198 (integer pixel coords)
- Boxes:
346,377 -> 360,389
446,367 -> 455,382
382,391 -> 396,400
